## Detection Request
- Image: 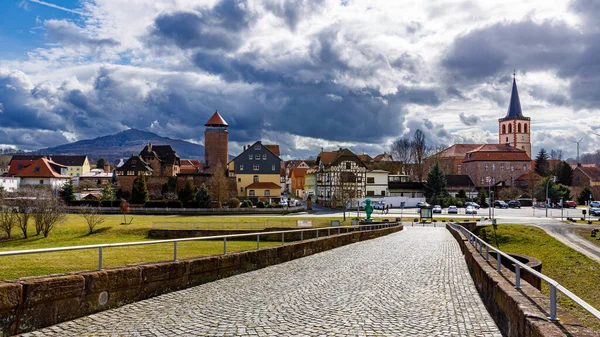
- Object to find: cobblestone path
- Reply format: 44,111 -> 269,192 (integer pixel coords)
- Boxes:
21,227 -> 502,337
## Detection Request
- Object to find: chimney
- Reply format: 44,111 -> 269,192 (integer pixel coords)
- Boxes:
148,143 -> 152,152
243,145 -> 246,151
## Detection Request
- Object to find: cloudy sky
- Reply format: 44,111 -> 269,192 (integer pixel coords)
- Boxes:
0,0 -> 599,160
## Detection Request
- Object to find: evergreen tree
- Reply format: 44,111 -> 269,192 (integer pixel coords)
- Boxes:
101,183 -> 115,201
554,161 -> 573,186
195,184 -> 211,207
58,180 -> 75,204
111,170 -> 118,185
424,163 -> 447,200
96,158 -> 107,169
534,148 -> 550,177
476,188 -> 488,207
178,179 -> 197,205
577,186 -> 594,205
457,189 -> 467,199
130,174 -> 149,204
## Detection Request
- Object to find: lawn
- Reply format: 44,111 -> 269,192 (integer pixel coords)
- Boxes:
0,214 -> 359,281
474,225 -> 600,331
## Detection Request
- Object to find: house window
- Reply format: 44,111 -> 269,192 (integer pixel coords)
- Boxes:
240,187 -> 244,192
39,180 -> 44,185
249,154 -> 253,160
367,177 -> 375,183
502,125 -> 506,134
77,168 -> 80,171
238,178 -> 241,182
262,154 -> 267,160
524,124 -> 528,133
508,124 -> 512,133
265,190 -> 270,196
272,164 -> 276,171
253,175 -> 259,182
367,190 -> 374,196
457,164 -> 462,174
492,163 -> 496,171
500,164 -> 504,171
485,163 -> 489,171
511,165 -> 514,171
34,166 -> 40,172
18,164 -> 22,170
481,177 -> 484,184
381,191 -> 386,196
345,162 -> 351,169
253,164 -> 259,171
254,144 -> 261,150
523,164 -> 527,171
240,164 -> 244,171
254,154 -> 260,160
518,123 -> 522,133
249,190 -> 255,196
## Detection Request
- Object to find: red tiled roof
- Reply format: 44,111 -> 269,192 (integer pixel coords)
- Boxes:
373,153 -> 392,162
291,167 -> 307,178
436,144 -> 484,159
516,171 -> 542,181
245,182 -> 281,189
576,166 -> 600,181
8,159 -> 35,177
463,152 -> 530,162
264,144 -> 280,157
466,144 -> 527,153
181,159 -> 202,167
15,158 -> 69,178
204,111 -> 228,126
357,155 -> 373,163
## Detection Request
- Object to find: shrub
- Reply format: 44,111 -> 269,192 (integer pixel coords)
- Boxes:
69,200 -> 100,207
209,201 -> 221,208
100,200 -> 116,207
256,201 -> 265,208
258,196 -> 269,203
227,198 -> 240,208
144,200 -> 167,208
166,200 -> 183,208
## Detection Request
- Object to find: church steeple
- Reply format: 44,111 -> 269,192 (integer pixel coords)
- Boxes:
505,73 -> 523,118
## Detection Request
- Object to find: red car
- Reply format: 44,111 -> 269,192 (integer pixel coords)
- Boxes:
563,200 -> 577,208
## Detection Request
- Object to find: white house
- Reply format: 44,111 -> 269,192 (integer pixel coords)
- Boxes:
366,170 -> 389,197
15,158 -> 70,191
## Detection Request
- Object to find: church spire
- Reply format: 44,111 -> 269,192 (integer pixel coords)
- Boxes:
505,74 -> 523,118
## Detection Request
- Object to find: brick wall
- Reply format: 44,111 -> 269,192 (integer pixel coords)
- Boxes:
204,130 -> 228,173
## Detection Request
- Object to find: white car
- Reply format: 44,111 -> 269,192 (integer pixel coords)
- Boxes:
447,205 -> 458,214
374,202 -> 386,210
466,206 -> 477,214
432,205 -> 442,213
590,201 -> 600,208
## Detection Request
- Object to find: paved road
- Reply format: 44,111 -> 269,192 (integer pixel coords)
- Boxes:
20,228 -> 501,337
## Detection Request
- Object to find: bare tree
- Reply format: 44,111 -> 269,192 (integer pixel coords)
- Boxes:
207,161 -> 230,202
32,197 -> 66,238
390,138 -> 413,164
13,188 -> 38,238
80,206 -> 106,234
411,129 -> 427,182
0,209 -> 17,239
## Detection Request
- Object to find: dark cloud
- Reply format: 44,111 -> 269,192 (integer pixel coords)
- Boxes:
148,0 -> 254,51
459,112 -> 479,126
45,20 -> 119,48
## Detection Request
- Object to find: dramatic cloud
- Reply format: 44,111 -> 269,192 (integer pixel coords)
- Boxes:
0,0 -> 597,160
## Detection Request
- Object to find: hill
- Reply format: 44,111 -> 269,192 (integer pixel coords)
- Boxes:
37,129 -> 205,164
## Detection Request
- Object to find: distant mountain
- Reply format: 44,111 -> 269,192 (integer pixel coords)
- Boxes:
37,129 -> 205,164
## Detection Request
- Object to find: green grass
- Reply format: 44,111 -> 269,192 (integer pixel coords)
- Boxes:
474,225 -> 600,330
562,219 -> 600,225
0,214 -> 362,281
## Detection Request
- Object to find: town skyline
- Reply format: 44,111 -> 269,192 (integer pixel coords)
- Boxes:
1,0 -> 599,160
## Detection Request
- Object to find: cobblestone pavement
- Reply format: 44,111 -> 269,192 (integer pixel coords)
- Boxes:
21,228 -> 502,337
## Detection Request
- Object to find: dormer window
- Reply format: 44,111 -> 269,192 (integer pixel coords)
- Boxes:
254,144 -> 261,150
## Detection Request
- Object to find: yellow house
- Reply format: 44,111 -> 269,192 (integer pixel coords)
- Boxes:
228,141 -> 282,201
44,155 -> 91,177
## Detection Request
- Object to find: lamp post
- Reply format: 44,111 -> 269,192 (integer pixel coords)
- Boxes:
545,176 -> 557,217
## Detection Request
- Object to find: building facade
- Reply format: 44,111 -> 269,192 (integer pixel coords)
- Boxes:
204,111 -> 229,172
228,141 -> 282,201
316,149 -> 367,207
139,144 -> 181,177
14,158 -> 70,191
366,170 -> 389,197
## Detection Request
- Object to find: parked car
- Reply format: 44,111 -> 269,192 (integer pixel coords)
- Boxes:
562,200 -> 577,208
590,201 -> 600,208
590,207 -> 600,216
466,206 -> 477,214
432,205 -> 442,213
374,201 -> 386,210
507,200 -> 521,208
465,201 -> 480,209
493,200 -> 508,208
447,205 -> 458,214
416,201 -> 430,208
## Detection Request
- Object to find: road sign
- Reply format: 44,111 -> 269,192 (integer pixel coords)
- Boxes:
297,220 -> 313,227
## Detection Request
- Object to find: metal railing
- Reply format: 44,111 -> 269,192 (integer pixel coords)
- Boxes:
0,223 -> 400,273
450,223 -> 600,321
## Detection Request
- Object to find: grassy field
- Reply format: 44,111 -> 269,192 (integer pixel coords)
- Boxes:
563,219 -> 600,225
474,225 -> 600,330
0,214 -> 371,281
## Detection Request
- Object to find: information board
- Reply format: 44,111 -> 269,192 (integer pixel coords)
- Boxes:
297,220 -> 313,227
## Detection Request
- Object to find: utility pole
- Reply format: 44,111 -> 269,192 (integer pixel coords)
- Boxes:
546,176 -> 557,217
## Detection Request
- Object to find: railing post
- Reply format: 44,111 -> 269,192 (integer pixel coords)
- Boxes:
328,228 -> 331,236
301,231 -> 303,241
550,285 -> 558,320
173,241 -> 177,261
497,253 -> 502,272
316,229 -> 319,239
257,234 -> 260,249
224,237 -> 227,255
515,264 -> 521,289
338,227 -> 340,234
282,232 -> 285,245
485,245 -> 489,261
98,247 -> 103,270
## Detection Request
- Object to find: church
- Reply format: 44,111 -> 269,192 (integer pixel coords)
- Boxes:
430,76 -> 533,188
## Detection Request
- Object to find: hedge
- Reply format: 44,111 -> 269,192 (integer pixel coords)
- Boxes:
68,200 -> 100,207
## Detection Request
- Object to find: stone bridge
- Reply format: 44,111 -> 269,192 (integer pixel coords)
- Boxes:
18,228 -> 502,337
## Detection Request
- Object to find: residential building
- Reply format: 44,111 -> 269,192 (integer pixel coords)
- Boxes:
373,153 -> 393,162
180,159 -> 203,174
304,168 -> 317,200
446,175 -> 476,198
14,158 -> 70,190
139,143 -> 181,177
572,165 -> 600,187
387,175 -> 424,198
228,141 -> 282,202
366,170 -> 389,197
8,155 -> 91,178
462,144 -> 531,188
316,148 -> 367,207
115,155 -> 153,176
290,167 -> 308,198
204,111 -> 229,172
77,168 -> 114,187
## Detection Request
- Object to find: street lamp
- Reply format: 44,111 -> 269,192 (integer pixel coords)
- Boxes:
545,176 -> 557,217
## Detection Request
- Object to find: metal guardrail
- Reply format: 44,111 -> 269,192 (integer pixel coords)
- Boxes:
0,223 -> 400,272
450,223 -> 600,321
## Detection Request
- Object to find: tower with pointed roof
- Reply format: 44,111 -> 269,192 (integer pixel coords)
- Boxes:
498,75 -> 531,158
204,111 -> 229,172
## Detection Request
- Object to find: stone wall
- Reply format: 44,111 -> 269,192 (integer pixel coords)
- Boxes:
0,225 -> 402,336
446,224 -> 598,337
148,227 -> 358,241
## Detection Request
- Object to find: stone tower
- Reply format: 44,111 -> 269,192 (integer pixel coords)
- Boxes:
204,111 -> 228,172
498,76 -> 531,158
